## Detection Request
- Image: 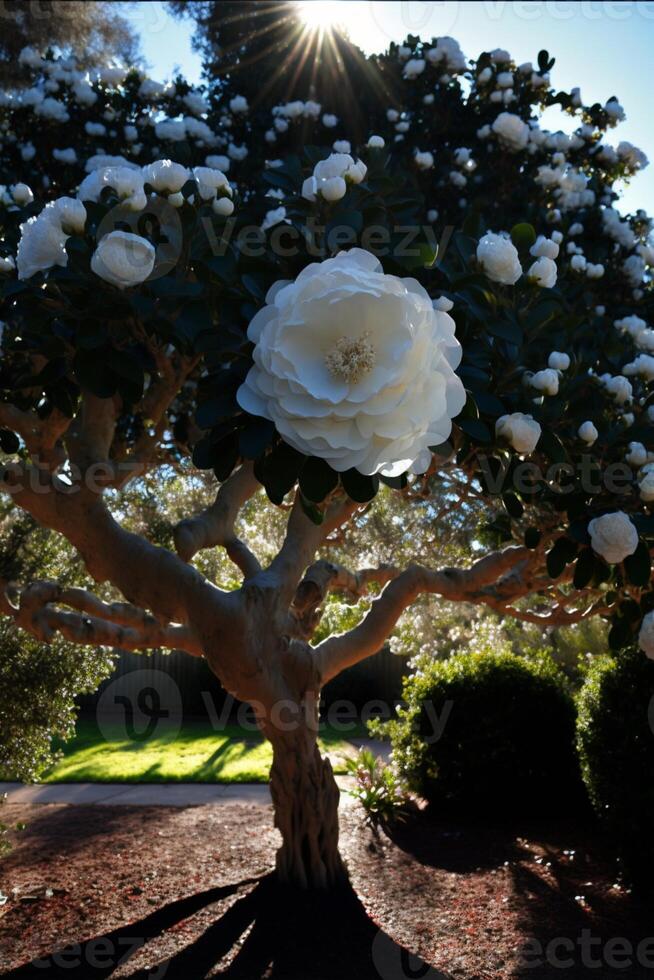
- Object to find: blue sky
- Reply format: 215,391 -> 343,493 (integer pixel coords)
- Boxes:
123,1 -> 654,215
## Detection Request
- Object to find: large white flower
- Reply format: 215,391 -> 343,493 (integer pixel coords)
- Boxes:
237,249 -> 466,476
588,512 -> 638,564
16,197 -> 86,280
16,214 -> 68,280
90,231 -> 155,289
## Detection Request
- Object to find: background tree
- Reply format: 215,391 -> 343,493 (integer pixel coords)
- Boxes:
0,2 -> 140,86
0,27 -> 653,891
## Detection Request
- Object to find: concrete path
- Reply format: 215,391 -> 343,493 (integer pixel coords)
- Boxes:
0,739 -> 389,808
0,776 -> 361,807
0,781 -> 273,806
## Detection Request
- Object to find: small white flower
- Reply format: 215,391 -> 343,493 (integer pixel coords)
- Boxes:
142,160 -> 190,193
491,112 -> 529,151
322,114 -> 338,128
78,166 -> 146,211
0,255 -> 15,273
529,368 -> 559,395
193,167 -> 231,200
212,197 -> 234,216
414,150 -> 434,170
403,58 -> 426,79
495,413 -> 541,454
367,135 -> 385,149
548,352 -> 570,371
53,147 -> 77,165
321,176 -> 346,201
639,470 -> 654,504
530,235 -> 559,260
623,354 -> 654,382
333,140 -> 351,153
588,512 -> 638,564
205,154 -> 230,172
91,231 -> 155,289
527,256 -> 557,288
229,94 -> 248,114
570,254 -> 587,272
604,375 -> 633,404
11,183 -> 34,206
85,121 -> 106,136
638,610 -> 654,657
626,442 -> 649,467
578,421 -> 598,445
477,232 -> 522,285
261,206 -> 286,231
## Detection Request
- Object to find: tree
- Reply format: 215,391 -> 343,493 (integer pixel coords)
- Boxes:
1,29 -> 653,891
0,2 -> 139,87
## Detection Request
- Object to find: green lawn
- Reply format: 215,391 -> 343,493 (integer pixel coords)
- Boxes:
43,718 -> 363,784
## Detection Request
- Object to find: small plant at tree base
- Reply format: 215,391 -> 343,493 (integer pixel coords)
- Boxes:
345,747 -> 408,824
0,793 -> 25,860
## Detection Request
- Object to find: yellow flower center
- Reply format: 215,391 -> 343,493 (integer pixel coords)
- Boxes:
325,333 -> 375,383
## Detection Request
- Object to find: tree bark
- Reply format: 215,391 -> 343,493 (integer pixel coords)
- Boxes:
267,707 -> 346,890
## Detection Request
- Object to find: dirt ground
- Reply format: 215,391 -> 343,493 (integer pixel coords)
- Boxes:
0,800 -> 651,979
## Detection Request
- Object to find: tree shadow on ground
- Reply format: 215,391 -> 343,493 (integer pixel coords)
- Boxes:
2,874 -> 448,980
506,829 -> 654,979
384,804 -> 524,872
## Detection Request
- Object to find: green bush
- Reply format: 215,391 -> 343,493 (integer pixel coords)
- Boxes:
373,650 -> 585,819
576,648 -> 654,894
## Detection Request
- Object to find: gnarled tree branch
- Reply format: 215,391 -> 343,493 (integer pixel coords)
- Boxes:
314,545 -> 541,683
174,461 -> 262,578
2,579 -> 202,655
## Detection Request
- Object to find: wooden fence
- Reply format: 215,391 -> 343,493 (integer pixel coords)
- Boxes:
79,646 -> 409,723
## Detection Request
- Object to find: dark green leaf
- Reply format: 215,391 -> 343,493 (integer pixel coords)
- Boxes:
239,419 -> 275,459
341,469 -> 379,503
546,537 -> 577,579
573,548 -> 596,589
299,457 -> 339,503
624,540 -> 651,587
0,429 -> 20,454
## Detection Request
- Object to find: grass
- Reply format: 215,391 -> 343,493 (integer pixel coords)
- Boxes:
43,718 -> 365,784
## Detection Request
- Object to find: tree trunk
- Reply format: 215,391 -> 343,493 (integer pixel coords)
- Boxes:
268,719 -> 346,889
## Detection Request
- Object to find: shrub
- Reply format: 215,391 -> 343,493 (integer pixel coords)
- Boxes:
373,650 -> 585,819
576,648 -> 654,894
